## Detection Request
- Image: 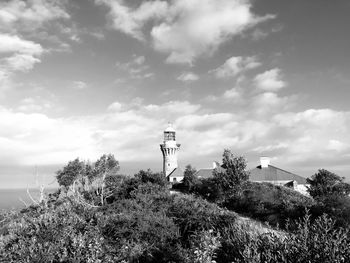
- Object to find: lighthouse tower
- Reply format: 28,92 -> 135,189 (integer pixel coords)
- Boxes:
160,123 -> 181,178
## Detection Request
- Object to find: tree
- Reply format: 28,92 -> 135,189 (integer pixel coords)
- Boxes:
134,169 -> 168,187
56,154 -> 120,204
182,164 -> 197,192
307,169 -> 350,200
93,154 -> 120,205
214,149 -> 249,195
56,158 -> 86,190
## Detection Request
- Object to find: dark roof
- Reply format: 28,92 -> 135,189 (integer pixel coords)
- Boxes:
249,165 -> 307,184
194,164 -> 307,185
194,167 -> 225,179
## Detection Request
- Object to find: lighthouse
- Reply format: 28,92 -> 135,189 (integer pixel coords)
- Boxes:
160,123 -> 181,180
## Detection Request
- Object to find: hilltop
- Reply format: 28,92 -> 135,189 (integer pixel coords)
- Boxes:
1,153 -> 350,262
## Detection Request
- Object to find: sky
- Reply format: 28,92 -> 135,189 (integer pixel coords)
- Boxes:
0,0 -> 350,188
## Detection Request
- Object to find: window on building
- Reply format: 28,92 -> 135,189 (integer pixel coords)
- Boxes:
173,178 -> 177,182
164,132 -> 176,141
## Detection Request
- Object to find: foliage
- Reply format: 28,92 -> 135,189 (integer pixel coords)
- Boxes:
134,169 -> 168,187
167,195 -> 237,243
213,149 -> 250,200
56,158 -> 85,189
215,211 -> 350,263
307,169 -> 350,200
3,153 -> 350,262
182,164 -> 197,192
191,177 -> 222,202
56,154 -> 120,192
1,201 -> 117,262
223,182 -> 315,228
189,230 -> 221,263
284,212 -> 350,262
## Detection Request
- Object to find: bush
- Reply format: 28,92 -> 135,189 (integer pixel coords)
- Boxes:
2,160 -> 350,263
0,201 -> 116,262
216,212 -> 350,263
223,182 -> 315,228
167,195 -> 237,243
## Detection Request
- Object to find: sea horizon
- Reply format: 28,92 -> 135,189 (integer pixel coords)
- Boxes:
0,188 -> 58,211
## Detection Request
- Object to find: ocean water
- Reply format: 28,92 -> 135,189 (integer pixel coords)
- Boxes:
0,188 -> 57,211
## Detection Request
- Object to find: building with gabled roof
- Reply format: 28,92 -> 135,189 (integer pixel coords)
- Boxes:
194,157 -> 309,195
250,157 -> 308,194
250,157 -> 307,185
168,167 -> 184,183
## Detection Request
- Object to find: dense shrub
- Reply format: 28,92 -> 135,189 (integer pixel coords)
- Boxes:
216,212 -> 350,263
1,202 -> 116,262
307,169 -> 350,200
2,161 -> 350,263
224,182 -> 315,228
191,179 -> 314,229
167,195 -> 237,243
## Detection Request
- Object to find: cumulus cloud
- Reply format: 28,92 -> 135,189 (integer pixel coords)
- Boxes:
0,100 -> 202,165
211,56 -> 261,78
269,109 -> 350,168
97,0 -> 274,64
0,34 -> 43,55
177,72 -> 199,82
1,98 -> 350,177
108,102 -> 123,112
0,34 -> 44,89
251,92 -> 294,117
152,0 -> 274,64
223,88 -> 242,100
0,0 -> 69,32
4,54 -> 41,72
254,68 -> 287,91
95,0 -> 168,40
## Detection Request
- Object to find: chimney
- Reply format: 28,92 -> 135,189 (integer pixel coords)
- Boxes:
260,157 -> 270,168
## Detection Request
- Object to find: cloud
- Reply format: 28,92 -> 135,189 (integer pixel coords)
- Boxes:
151,0 -> 274,64
327,139 -> 348,152
95,0 -> 168,40
254,68 -> 287,91
0,34 -> 44,89
251,25 -> 283,41
223,88 -> 242,100
269,109 -> 350,167
72,81 -> 87,90
177,72 -> 199,82
1,97 -> 350,178
3,54 -> 41,72
0,100 -> 202,165
250,92 -> 294,117
97,0 -> 274,64
0,0 -> 70,32
0,34 -> 43,55
211,56 -> 261,78
17,97 -> 52,113
116,55 -> 154,79
133,55 -> 145,65
204,76 -> 246,103
108,102 -> 123,112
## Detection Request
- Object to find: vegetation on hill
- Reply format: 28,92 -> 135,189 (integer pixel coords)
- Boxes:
1,151 -> 350,262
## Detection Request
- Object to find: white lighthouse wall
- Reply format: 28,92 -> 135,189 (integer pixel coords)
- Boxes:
164,151 -> 178,176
